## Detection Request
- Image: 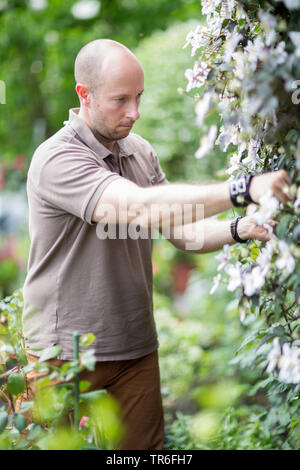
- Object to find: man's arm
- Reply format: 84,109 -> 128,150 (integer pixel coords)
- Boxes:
92,169 -> 291,226
162,215 -> 273,254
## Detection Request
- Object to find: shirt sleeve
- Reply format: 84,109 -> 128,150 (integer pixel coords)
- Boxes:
142,139 -> 168,184
38,145 -> 122,225
150,149 -> 168,184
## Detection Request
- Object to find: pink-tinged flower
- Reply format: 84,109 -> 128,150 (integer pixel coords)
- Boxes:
185,62 -> 211,92
224,261 -> 243,292
79,416 -> 90,428
152,262 -> 158,276
215,244 -> 232,271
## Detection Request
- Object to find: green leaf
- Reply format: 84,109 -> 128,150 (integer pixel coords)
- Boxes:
0,411 -> 8,433
14,413 -> 27,432
7,372 -> 25,396
80,349 -> 96,371
79,333 -> 95,348
38,345 -> 62,363
256,334 -> 276,351
80,389 -> 107,404
276,214 -> 294,239
26,423 -> 42,441
79,380 -> 91,392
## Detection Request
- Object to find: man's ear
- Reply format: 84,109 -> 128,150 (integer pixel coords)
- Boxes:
75,83 -> 91,107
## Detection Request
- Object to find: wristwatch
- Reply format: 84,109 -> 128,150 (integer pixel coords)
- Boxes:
230,216 -> 248,243
229,174 -> 255,207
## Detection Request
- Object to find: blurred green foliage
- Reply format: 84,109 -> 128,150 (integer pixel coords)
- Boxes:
134,21 -> 227,182
0,0 -> 203,168
1,0 -> 296,451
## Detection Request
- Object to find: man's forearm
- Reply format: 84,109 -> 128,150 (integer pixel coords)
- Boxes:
136,181 -> 233,228
163,217 -> 235,254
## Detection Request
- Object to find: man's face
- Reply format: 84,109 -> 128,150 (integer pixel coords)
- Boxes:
89,56 -> 144,143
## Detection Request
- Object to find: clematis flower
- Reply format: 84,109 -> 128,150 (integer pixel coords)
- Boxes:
206,11 -> 223,37
224,261 -> 243,292
195,125 -> 217,159
275,0 -> 300,10
289,32 -> 300,58
276,240 -> 295,274
266,337 -> 281,373
256,242 -> 274,274
185,62 -> 211,92
243,266 -> 265,297
220,0 -> 236,20
201,0 -> 221,15
183,25 -> 210,56
226,153 -> 241,175
252,189 -> 279,226
195,91 -> 213,126
215,244 -> 232,271
278,343 -> 300,384
258,9 -> 277,46
223,28 -> 243,63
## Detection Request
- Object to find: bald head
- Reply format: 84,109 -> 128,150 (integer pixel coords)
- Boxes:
74,39 -> 141,95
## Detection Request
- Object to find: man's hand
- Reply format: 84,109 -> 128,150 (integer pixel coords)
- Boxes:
249,169 -> 292,205
237,216 -> 276,242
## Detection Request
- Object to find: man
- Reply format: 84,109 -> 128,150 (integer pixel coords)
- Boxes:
21,39 -> 291,450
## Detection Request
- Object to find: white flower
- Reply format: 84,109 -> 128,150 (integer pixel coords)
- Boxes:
224,261 -> 243,292
267,337 -> 281,373
220,0 -> 236,20
201,0 -> 221,15
258,9 -> 277,46
183,25 -> 210,56
232,51 -> 247,80
210,273 -> 222,294
271,41 -> 288,66
256,242 -> 274,274
195,91 -> 213,126
289,32 -> 300,58
242,137 -> 260,170
294,191 -> 300,212
226,153 -> 241,175
278,343 -> 300,384
206,11 -> 223,37
215,244 -> 232,271
29,0 -> 47,9
195,125 -> 217,159
71,0 -> 100,20
276,240 -> 295,274
243,266 -> 265,297
216,124 -> 239,152
275,0 -> 300,10
245,37 -> 268,71
185,62 -> 211,92
223,28 -> 243,63
253,189 -> 279,226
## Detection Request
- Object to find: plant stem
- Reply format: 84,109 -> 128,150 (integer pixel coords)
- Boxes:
73,331 -> 80,431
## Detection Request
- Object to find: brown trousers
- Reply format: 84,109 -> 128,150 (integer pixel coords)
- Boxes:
15,350 -> 164,450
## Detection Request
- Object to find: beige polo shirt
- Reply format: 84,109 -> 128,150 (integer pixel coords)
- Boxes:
22,108 -> 167,361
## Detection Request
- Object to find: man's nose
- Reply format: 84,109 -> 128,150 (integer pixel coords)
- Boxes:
126,104 -> 140,121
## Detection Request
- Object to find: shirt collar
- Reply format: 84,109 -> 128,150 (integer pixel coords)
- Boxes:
66,108 -> 134,159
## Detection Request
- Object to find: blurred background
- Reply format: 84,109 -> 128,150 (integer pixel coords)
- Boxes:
0,0 -> 264,449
